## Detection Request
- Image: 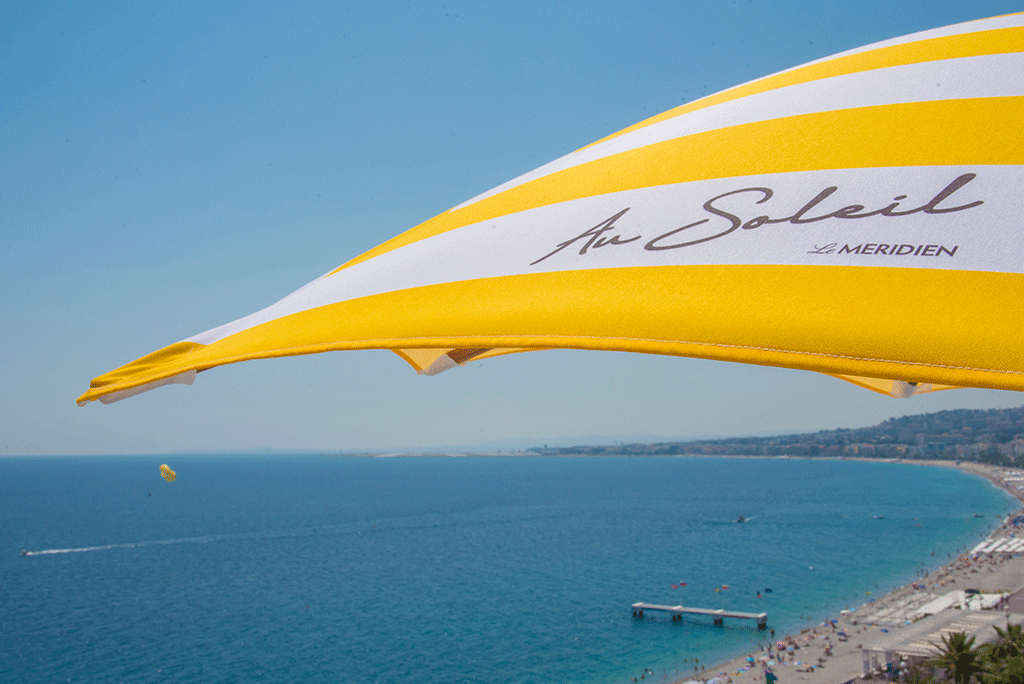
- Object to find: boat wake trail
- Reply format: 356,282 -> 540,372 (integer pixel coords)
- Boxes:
19,512 -> 561,557
21,533 -> 243,557
23,544 -> 126,556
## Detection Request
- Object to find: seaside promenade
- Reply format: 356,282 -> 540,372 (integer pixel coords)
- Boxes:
674,460 -> 1024,684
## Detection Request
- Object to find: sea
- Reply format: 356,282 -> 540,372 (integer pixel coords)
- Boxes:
0,455 -> 1016,684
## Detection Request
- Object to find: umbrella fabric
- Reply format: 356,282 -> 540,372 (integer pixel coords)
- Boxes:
79,13 -> 1024,405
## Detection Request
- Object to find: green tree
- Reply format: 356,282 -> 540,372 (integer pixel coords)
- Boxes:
927,632 -> 983,684
983,624 -> 1024,662
977,624 -> 1024,684
981,655 -> 1024,684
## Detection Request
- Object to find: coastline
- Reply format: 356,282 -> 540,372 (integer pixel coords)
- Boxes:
667,459 -> 1024,684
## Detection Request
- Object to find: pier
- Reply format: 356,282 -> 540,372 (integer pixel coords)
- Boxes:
631,602 -> 768,628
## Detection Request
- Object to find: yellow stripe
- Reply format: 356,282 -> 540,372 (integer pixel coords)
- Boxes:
77,265 -> 1024,403
82,341 -> 205,394
581,24 -> 1024,150
332,97 -> 1024,274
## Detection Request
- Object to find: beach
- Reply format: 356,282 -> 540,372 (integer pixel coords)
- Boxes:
682,460 -> 1024,684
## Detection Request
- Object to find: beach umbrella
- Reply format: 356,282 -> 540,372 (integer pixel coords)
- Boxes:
77,13 -> 1024,406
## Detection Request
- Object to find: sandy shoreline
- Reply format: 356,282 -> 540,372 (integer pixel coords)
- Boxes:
657,459 -> 1024,684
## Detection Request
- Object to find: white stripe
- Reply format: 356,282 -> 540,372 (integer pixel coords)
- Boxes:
655,13 -> 1023,128
452,53 -> 1024,213
788,13 -> 1023,68
657,14 -> 1023,118
187,165 -> 1022,346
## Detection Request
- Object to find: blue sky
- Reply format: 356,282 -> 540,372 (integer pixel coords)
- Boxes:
3,1 -> 1022,455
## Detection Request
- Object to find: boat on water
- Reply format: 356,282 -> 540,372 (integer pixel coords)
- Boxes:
736,516 -> 746,523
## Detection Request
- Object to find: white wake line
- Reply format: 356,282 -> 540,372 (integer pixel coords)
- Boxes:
20,511 -> 564,556
21,530 -> 278,556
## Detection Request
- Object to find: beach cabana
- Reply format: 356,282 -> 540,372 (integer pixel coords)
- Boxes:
862,610 -> 1024,677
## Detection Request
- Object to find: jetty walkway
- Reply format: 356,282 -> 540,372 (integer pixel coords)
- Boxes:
631,602 -> 768,627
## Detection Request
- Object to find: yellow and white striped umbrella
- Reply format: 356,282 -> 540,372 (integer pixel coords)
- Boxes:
78,13 -> 1024,406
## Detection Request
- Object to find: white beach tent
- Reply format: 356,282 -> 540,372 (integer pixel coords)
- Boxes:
78,13 -> 1024,406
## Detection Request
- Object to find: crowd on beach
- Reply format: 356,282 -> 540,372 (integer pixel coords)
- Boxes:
636,461 -> 1024,684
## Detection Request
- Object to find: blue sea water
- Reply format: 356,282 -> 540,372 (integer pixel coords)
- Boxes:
0,456 -> 1015,684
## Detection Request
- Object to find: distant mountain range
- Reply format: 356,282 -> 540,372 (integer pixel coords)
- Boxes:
169,405 -> 1024,460
332,428 -> 808,455
510,405 -> 1024,462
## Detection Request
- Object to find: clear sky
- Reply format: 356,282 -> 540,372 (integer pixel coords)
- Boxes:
3,0 -> 1023,455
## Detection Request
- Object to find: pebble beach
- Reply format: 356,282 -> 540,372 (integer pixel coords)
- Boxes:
675,460 -> 1024,684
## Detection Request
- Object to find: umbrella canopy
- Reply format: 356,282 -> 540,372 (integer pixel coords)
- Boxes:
78,13 -> 1024,406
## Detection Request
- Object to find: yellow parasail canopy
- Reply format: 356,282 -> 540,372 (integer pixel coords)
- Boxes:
159,464 -> 176,482
79,13 -> 1024,406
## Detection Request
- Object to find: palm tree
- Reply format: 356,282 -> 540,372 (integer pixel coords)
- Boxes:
981,654 -> 1024,684
977,624 -> 1024,684
927,631 -> 983,684
984,624 -> 1024,661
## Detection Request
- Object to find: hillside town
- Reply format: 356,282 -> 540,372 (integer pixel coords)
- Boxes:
530,406 -> 1024,462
